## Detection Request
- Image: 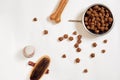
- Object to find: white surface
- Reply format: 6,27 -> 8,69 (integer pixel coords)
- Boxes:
0,0 -> 120,80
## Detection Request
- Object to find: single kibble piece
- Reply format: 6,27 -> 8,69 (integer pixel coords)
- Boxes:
62,54 -> 66,58
77,40 -> 82,44
58,37 -> 64,41
63,34 -> 68,39
43,30 -> 48,35
77,35 -> 82,39
68,36 -> 74,41
101,49 -> 106,53
73,31 -> 77,35
90,53 -> 95,58
45,69 -> 49,74
75,58 -> 80,63
33,17 -> 37,22
74,43 -> 79,48
103,39 -> 107,43
83,69 -> 88,73
76,48 -> 81,52
92,42 -> 97,47
28,61 -> 36,67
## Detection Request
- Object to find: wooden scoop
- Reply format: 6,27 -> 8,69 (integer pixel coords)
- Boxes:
50,0 -> 69,23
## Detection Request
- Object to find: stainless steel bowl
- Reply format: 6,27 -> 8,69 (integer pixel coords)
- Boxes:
82,4 -> 114,36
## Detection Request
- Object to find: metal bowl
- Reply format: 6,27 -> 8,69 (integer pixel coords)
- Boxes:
82,4 -> 114,36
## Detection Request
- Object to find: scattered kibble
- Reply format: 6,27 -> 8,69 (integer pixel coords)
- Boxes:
75,58 -> 80,63
101,49 -> 106,53
76,48 -> 81,52
74,43 -> 79,48
92,42 -> 97,47
77,40 -> 82,44
83,69 -> 88,73
73,31 -> 77,35
58,37 -> 64,41
103,39 -> 107,43
33,17 -> 37,22
63,34 -> 68,39
68,36 -> 74,41
90,53 -> 95,58
62,54 -> 66,58
43,30 -> 48,35
77,35 -> 82,39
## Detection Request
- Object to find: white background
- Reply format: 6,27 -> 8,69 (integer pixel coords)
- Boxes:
0,0 -> 120,80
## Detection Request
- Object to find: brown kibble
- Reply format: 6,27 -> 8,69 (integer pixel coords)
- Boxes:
92,42 -> 97,47
62,54 -> 66,58
63,34 -> 68,39
58,37 -> 63,41
68,36 -> 74,41
83,69 -> 88,73
74,43 -> 79,48
85,22 -> 88,25
86,11 -> 91,15
77,40 -> 82,44
85,17 -> 88,21
108,17 -> 113,23
77,35 -> 82,39
76,48 -> 81,52
73,31 -> 77,35
45,69 -> 49,74
43,30 -> 48,35
90,53 -> 95,58
95,30 -> 100,34
75,58 -> 80,63
105,27 -> 109,31
33,17 -> 37,22
103,39 -> 107,43
28,61 -> 35,67
87,26 -> 90,29
101,49 -> 106,53
94,5 -> 99,9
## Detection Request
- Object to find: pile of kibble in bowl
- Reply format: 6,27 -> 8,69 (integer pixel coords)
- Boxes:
84,5 -> 113,34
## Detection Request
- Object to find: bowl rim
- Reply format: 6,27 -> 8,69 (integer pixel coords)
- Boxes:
82,3 -> 114,36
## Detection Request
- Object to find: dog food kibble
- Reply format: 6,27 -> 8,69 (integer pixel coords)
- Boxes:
33,17 -> 37,22
84,5 -> 113,34
73,31 -> 77,35
77,35 -> 82,39
68,36 -> 74,41
90,53 -> 95,58
43,30 -> 48,35
83,69 -> 88,73
77,40 -> 82,44
92,42 -> 97,47
76,48 -> 81,52
74,43 -> 79,48
45,69 -> 49,74
75,58 -> 80,63
28,61 -> 36,67
58,37 -> 64,41
103,39 -> 107,43
101,49 -> 106,53
62,54 -> 66,58
63,34 -> 68,39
